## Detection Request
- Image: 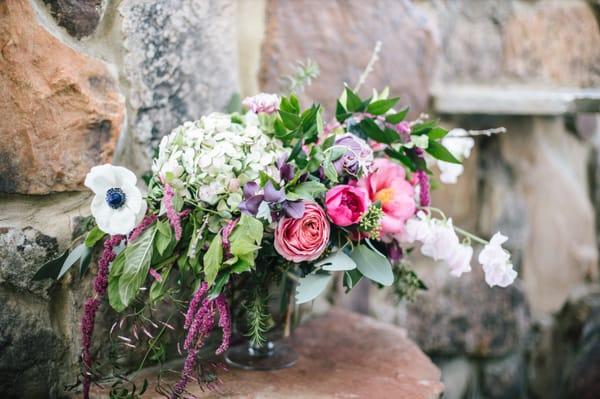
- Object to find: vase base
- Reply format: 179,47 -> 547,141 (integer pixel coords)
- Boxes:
224,340 -> 298,371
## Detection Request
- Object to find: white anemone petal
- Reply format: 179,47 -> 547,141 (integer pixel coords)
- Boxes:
105,209 -> 137,236
85,164 -> 118,194
112,166 -> 137,187
123,184 -> 143,214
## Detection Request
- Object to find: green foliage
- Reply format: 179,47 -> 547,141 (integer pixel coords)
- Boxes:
203,234 -> 223,286
426,140 -> 461,164
244,290 -> 272,347
32,250 -> 68,280
315,251 -> 356,271
286,180 -> 327,201
366,97 -> 400,115
350,244 -> 394,286
392,265 -> 427,302
282,59 -> 320,93
84,226 -> 105,247
296,272 -> 332,304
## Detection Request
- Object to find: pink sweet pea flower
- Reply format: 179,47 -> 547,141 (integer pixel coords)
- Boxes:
356,158 -> 416,235
325,185 -> 370,227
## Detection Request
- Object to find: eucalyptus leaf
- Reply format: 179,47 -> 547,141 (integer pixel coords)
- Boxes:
58,243 -> 89,280
316,250 -> 357,271
79,245 -> 93,277
295,273 -> 332,304
350,244 -> 394,286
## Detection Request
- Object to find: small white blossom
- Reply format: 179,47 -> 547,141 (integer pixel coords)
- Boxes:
85,164 -> 146,235
479,232 -> 517,287
420,218 -> 460,261
445,243 -> 473,277
437,128 -> 475,184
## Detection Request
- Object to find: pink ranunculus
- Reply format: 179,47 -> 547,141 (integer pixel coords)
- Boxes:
274,202 -> 330,262
356,158 -> 416,235
325,185 -> 370,227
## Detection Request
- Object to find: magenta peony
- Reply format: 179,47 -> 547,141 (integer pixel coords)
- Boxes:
356,158 -> 416,235
325,184 -> 370,227
274,202 -> 330,262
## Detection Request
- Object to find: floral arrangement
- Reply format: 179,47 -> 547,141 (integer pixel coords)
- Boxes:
36,84 -> 516,398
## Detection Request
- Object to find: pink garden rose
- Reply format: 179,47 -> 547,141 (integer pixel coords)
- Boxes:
356,158 -> 416,235
274,202 -> 330,262
325,185 -> 370,227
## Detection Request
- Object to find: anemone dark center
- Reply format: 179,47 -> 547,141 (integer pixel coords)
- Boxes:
106,187 -> 126,209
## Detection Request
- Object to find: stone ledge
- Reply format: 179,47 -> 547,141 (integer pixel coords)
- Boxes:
92,308 -> 444,398
431,85 -> 600,116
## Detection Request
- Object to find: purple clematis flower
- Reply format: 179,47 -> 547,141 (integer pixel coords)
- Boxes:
277,154 -> 295,182
238,181 -> 304,220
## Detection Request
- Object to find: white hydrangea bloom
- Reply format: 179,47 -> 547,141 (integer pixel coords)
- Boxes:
152,113 -> 284,210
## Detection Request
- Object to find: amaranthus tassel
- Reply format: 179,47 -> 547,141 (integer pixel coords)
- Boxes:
81,234 -> 124,399
163,184 -> 183,240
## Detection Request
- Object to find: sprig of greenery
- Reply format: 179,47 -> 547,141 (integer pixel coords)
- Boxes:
244,290 -> 271,347
392,265 -> 427,302
282,59 -> 320,94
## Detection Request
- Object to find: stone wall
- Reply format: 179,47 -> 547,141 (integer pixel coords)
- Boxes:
0,0 -> 238,396
1,0 -> 599,398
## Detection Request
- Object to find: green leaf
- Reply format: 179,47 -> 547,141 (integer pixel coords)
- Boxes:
321,134 -> 336,150
343,269 -> 363,292
58,243 -> 89,280
426,140 -> 461,164
336,100 -> 351,123
367,97 -> 400,115
427,127 -> 448,140
296,273 -> 332,304
279,110 -> 301,130
155,220 -> 172,256
32,250 -> 68,280
149,265 -> 172,303
287,180 -> 327,201
108,254 -> 127,311
385,148 -> 416,171
385,107 -> 409,124
203,234 -> 223,285
350,244 -> 393,286
411,121 -> 437,136
84,226 -> 105,248
208,271 -> 230,299
316,250 -> 357,271
119,225 -> 157,308
345,87 -> 362,112
79,245 -> 93,277
323,159 -> 338,182
358,119 -> 399,144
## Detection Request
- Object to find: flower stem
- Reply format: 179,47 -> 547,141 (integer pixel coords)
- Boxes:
453,226 -> 488,245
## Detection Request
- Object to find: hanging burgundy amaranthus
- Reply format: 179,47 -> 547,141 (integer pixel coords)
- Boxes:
80,234 -> 124,399
172,283 -> 232,398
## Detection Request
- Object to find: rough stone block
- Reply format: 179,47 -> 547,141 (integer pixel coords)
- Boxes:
119,0 -> 240,171
0,0 -> 125,194
259,0 -> 436,117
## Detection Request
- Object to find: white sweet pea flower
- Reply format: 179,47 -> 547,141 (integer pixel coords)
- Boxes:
436,129 -> 475,184
84,164 -> 146,235
478,232 -> 517,287
421,218 -> 460,261
438,161 -> 464,184
400,211 -> 432,244
445,243 -> 473,277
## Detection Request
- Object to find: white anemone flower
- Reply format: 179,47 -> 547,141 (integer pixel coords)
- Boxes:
84,164 -> 147,235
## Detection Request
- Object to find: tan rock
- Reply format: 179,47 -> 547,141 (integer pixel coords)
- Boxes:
0,0 -> 125,194
259,0 -> 436,117
503,1 -> 600,87
93,308 -> 444,399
